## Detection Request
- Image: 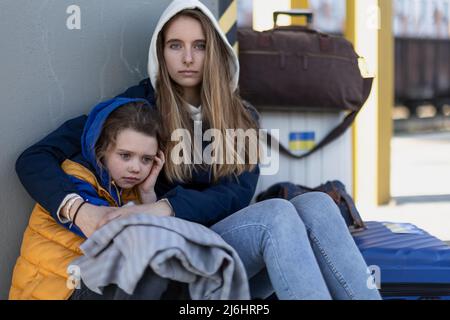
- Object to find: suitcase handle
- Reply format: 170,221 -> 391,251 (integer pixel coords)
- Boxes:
273,9 -> 314,28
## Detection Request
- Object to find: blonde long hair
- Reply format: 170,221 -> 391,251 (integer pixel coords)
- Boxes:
156,9 -> 260,184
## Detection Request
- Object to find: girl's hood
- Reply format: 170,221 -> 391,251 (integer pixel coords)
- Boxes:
81,97 -> 150,188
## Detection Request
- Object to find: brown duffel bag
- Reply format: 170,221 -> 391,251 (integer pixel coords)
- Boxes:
238,10 -> 374,160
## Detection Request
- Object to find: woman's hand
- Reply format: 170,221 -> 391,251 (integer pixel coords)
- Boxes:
138,150 -> 165,204
96,200 -> 173,230
74,202 -> 117,238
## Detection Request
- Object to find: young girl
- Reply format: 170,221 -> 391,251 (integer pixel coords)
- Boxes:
14,0 -> 381,300
61,97 -> 167,237
10,98 -> 167,299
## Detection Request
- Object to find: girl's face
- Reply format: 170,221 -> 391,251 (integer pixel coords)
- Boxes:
163,15 -> 206,91
103,128 -> 158,189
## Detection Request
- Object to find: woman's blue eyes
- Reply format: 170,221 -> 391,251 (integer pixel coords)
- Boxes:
120,153 -> 130,160
168,43 -> 206,50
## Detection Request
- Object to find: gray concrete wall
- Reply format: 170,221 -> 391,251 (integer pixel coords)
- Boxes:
0,0 -> 218,299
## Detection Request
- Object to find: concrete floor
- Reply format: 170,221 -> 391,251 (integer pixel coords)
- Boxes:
359,131 -> 450,241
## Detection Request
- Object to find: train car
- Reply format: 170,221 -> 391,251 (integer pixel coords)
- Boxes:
395,37 -> 450,116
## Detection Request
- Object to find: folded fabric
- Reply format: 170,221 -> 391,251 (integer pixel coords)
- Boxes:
70,214 -> 250,300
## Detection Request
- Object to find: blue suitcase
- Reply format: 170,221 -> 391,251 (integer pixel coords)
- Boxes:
352,221 -> 450,300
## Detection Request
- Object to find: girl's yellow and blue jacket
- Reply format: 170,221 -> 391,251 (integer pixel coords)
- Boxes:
9,98 -> 144,300
12,80 -> 260,299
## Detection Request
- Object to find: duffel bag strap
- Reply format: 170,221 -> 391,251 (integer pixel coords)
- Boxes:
265,77 -> 373,160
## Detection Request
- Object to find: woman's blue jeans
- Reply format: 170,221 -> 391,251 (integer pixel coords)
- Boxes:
70,192 -> 382,300
210,192 -> 382,300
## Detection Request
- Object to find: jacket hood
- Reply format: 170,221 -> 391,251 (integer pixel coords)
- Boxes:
81,97 -> 150,189
147,0 -> 239,92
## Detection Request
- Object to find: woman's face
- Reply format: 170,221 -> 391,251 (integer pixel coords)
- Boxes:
103,129 -> 158,189
163,15 -> 206,90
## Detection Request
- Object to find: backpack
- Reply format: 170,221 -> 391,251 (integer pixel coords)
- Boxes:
256,180 -> 366,233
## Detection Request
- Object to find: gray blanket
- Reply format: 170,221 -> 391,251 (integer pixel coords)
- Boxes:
70,214 -> 250,300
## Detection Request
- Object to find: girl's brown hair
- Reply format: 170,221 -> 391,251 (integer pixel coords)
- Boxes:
156,9 -> 260,184
95,101 -> 165,172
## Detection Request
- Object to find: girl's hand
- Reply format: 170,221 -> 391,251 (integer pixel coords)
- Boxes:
138,150 -> 165,199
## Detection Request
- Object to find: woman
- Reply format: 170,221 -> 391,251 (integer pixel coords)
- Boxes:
13,0 -> 381,300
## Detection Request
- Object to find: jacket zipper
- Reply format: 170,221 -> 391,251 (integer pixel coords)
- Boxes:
306,52 -> 354,63
111,181 -> 122,207
64,160 -> 119,207
240,50 -> 279,55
